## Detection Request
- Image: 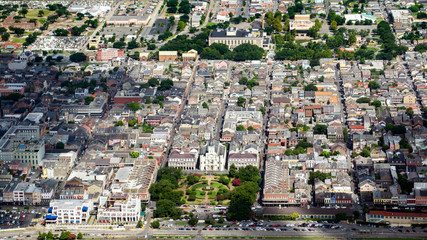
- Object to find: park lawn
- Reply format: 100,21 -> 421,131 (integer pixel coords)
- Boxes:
206,22 -> 216,27
208,190 -> 217,199
195,190 -> 206,198
11,38 -> 25,44
26,9 -> 54,18
192,182 -> 207,189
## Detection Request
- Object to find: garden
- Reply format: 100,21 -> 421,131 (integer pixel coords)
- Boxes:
181,175 -> 234,205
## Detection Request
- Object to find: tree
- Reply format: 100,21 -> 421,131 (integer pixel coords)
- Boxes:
77,12 -> 84,20
128,118 -> 138,127
177,21 -> 186,31
137,220 -> 143,228
232,43 -> 264,61
236,125 -> 245,131
186,174 -> 200,185
151,220 -> 160,228
237,165 -> 261,185
188,217 -> 198,226
291,212 -> 299,220
70,52 -> 87,62
148,78 -> 159,87
229,164 -> 237,178
18,8 -> 28,17
368,81 -> 381,90
237,97 -> 246,107
202,102 -> 209,109
370,100 -> 381,108
313,124 -> 327,135
361,147 -> 371,157
56,142 -> 65,149
1,32 -> 10,41
320,151 -> 330,158
77,232 -> 83,239
127,103 -> 140,111
38,10 -> 45,17
239,77 -> 248,85
353,210 -> 360,220
113,41 -> 126,49
406,107 -> 414,117
154,199 -> 182,218
84,96 -> 94,105
127,40 -> 139,49
59,231 -> 71,240
335,212 -> 348,222
130,152 -> 140,158
356,97 -> 370,103
158,79 -> 174,91
348,33 -> 357,45
219,176 -> 229,185
397,174 -> 414,194
227,182 -> 258,220
147,44 -> 156,50
310,171 -> 331,181
304,83 -> 318,91
53,28 -> 69,36
331,20 -> 338,31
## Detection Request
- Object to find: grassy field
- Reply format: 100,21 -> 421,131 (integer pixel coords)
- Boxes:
11,38 -> 25,44
25,9 -> 54,18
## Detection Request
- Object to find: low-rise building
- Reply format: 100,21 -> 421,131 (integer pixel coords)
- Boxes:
47,199 -> 93,224
168,149 -> 199,171
95,48 -> 124,61
366,211 -> 427,226
97,194 -> 141,223
208,27 -> 267,49
159,51 -> 178,61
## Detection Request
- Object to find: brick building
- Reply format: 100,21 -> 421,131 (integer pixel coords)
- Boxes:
95,48 -> 124,61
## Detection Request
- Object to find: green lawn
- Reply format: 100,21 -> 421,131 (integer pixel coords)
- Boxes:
25,9 -> 54,18
195,190 -> 206,198
11,38 -> 25,44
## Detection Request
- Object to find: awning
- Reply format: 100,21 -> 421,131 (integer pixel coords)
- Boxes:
46,215 -> 57,220
48,207 -> 53,213
82,206 -> 88,212
76,220 -> 80,223
70,220 -> 74,223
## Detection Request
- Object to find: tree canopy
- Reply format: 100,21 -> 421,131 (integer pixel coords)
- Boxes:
69,52 -> 87,62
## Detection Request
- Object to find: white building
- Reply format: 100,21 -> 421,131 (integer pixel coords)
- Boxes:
168,149 -> 199,170
13,182 -> 27,203
97,194 -> 141,223
200,141 -> 227,172
48,199 -> 93,224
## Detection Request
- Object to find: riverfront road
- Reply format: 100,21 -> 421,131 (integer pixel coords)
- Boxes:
3,223 -> 427,239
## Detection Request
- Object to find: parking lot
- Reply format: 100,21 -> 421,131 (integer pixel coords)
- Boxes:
0,207 -> 41,230
0,210 -> 36,229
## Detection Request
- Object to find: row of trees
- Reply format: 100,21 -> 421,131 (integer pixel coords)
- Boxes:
375,21 -> 407,60
167,0 -> 193,14
200,43 -> 265,61
275,42 -> 333,66
227,165 -> 261,220
149,167 -> 184,219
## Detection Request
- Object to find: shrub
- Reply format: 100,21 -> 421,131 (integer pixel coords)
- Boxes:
232,179 -> 241,186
